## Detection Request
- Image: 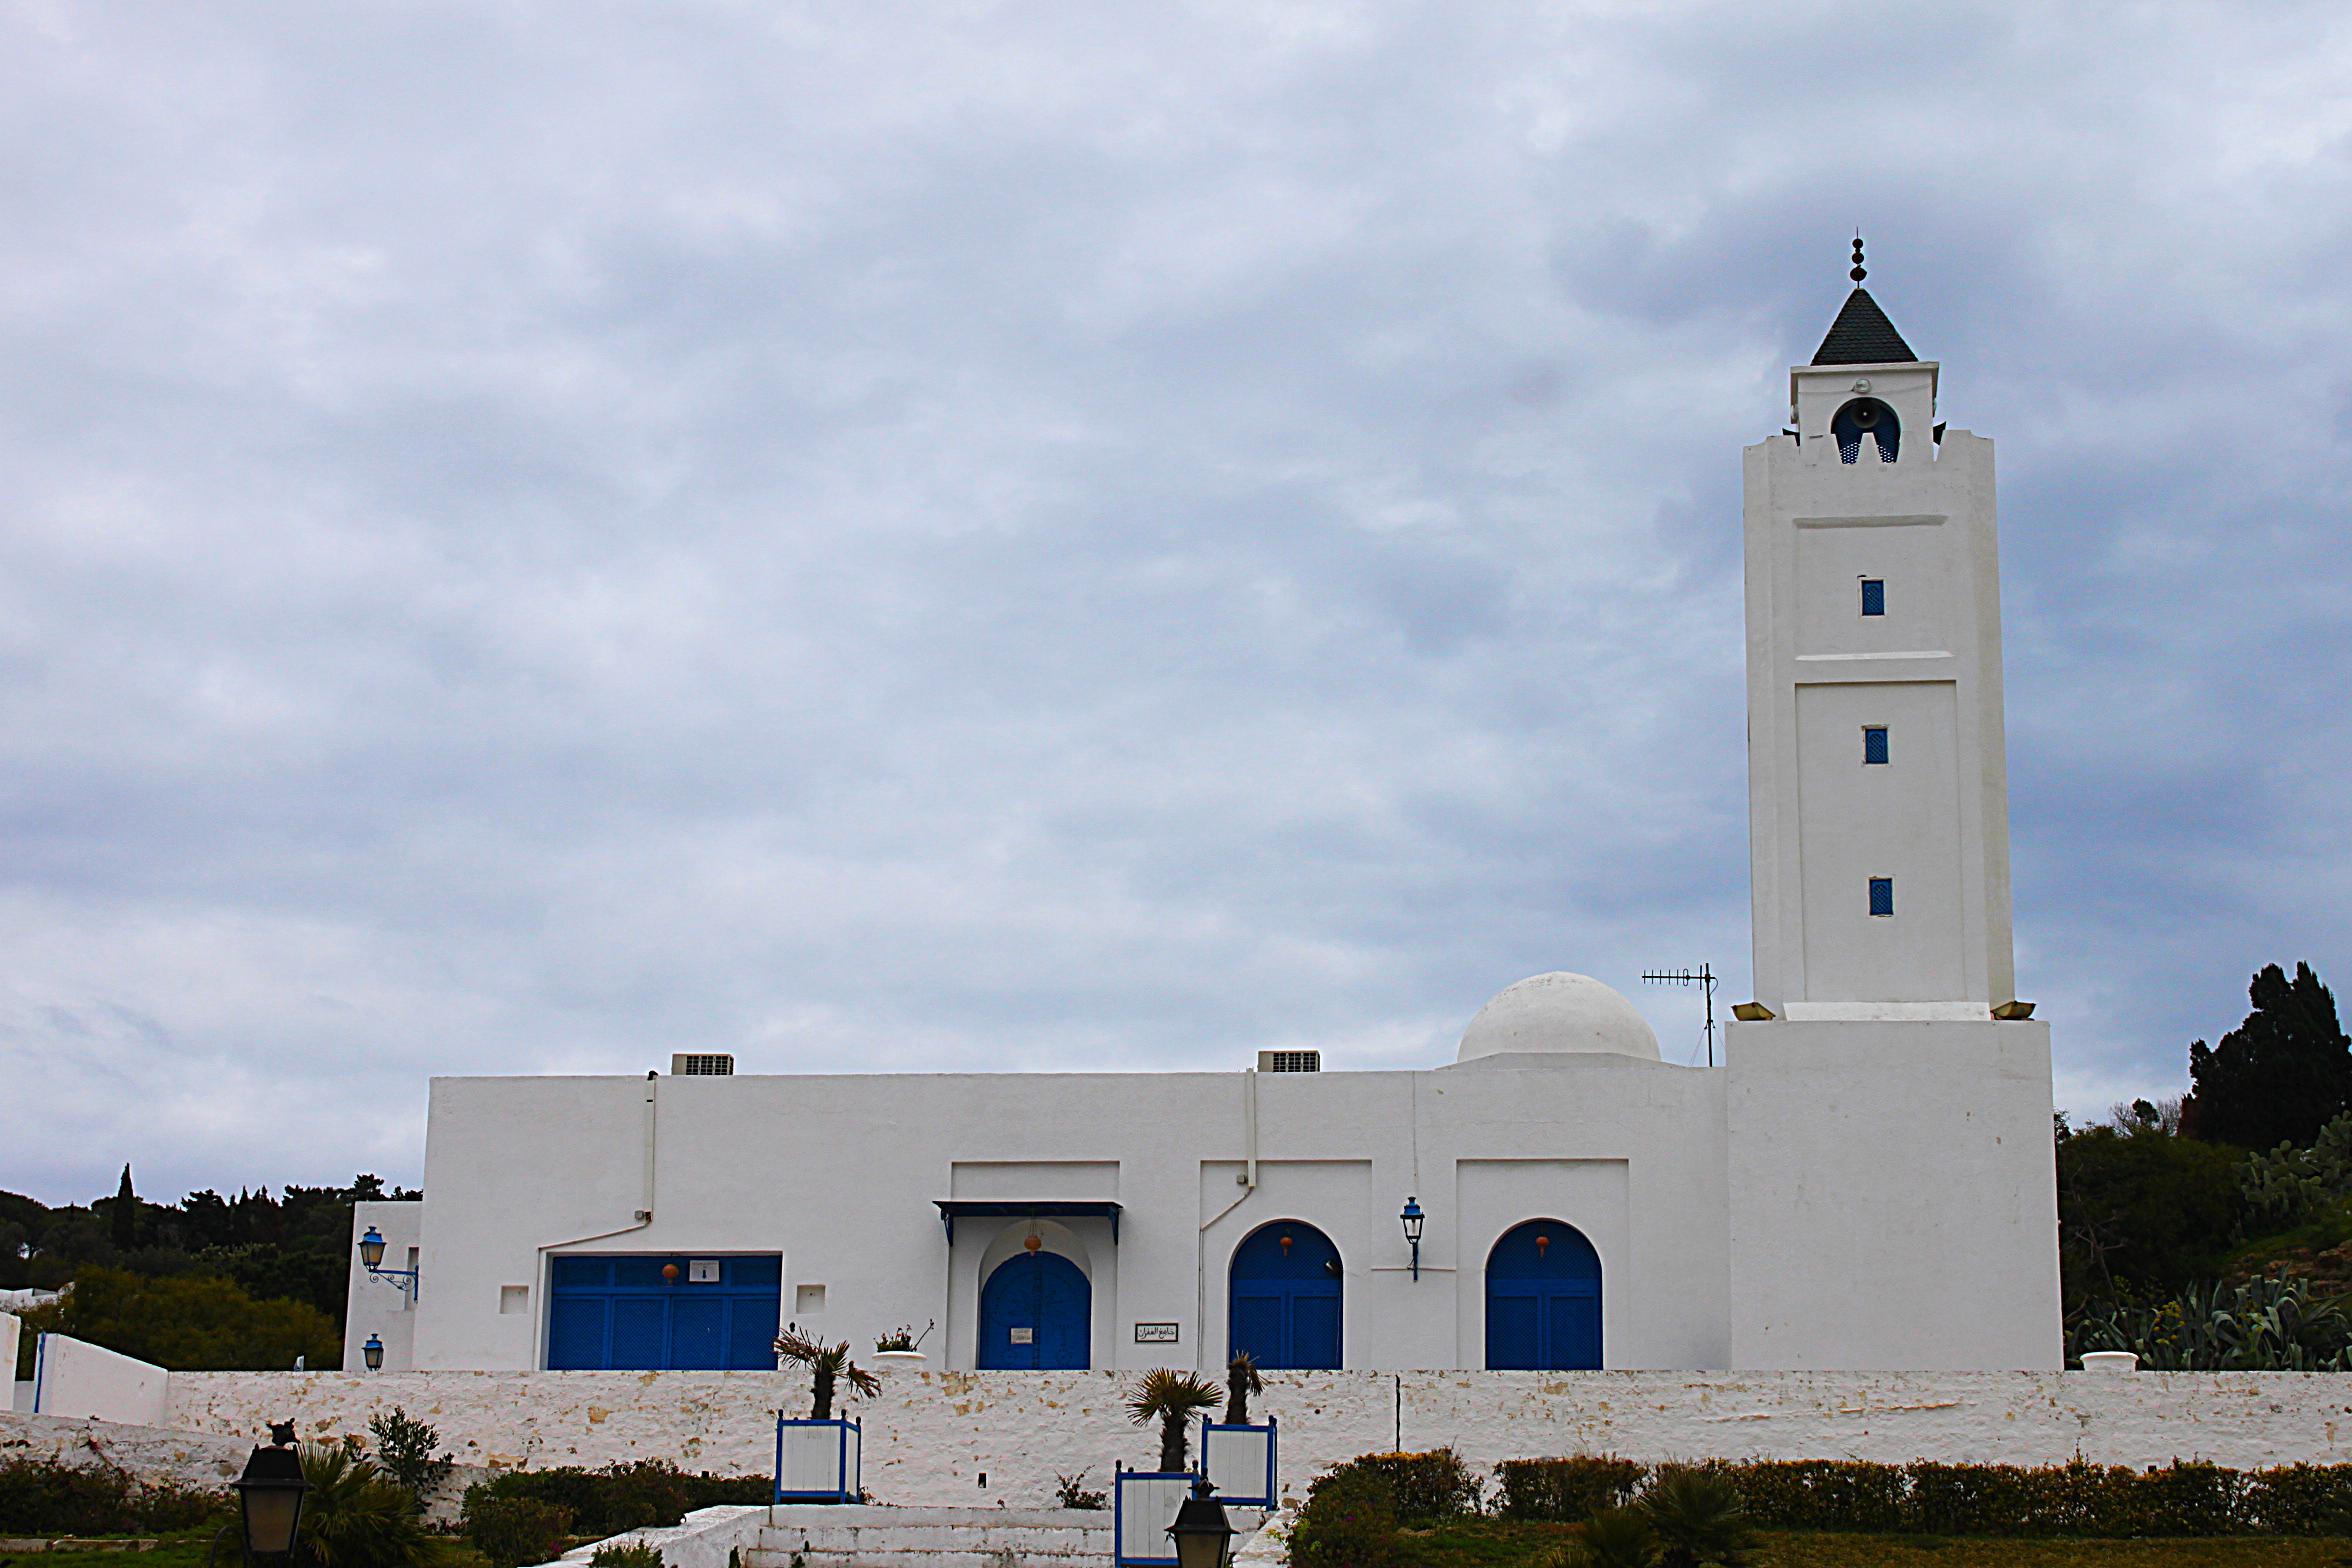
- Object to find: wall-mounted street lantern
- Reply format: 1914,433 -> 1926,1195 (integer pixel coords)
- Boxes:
1167,1487 -> 1236,1568
362,1334 -> 384,1372
357,1225 -> 420,1302
1399,1196 -> 1425,1281
206,1424 -> 311,1568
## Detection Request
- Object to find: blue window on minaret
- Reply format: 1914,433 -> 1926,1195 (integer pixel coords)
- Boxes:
1860,578 -> 1886,616
1863,726 -> 1889,765
1868,877 -> 1895,917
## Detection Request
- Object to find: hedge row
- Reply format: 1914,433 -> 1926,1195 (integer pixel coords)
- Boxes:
0,1457 -> 228,1533
1305,1451 -> 2352,1539
460,1458 -> 767,1537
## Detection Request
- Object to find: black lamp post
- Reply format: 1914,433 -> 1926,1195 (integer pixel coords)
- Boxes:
207,1426 -> 310,1568
362,1333 -> 385,1371
1400,1196 -> 1425,1281
1167,1490 -> 1235,1568
357,1225 -> 420,1301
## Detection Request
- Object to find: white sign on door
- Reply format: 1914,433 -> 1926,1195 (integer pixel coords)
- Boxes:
687,1259 -> 721,1283
1009,1327 -> 1035,1345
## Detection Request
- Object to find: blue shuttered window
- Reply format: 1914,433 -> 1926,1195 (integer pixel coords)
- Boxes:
1860,578 -> 1886,616
546,1254 -> 781,1370
1868,877 -> 1895,917
1863,726 -> 1889,765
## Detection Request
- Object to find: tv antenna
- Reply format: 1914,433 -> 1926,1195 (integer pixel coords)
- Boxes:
1641,963 -> 1719,1066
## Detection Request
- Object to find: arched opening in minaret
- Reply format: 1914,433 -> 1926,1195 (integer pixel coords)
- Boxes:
1832,397 -> 1900,464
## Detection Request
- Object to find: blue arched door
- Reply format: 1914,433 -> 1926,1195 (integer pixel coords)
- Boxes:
1485,1220 -> 1601,1370
1229,1221 -> 1341,1370
978,1251 -> 1091,1369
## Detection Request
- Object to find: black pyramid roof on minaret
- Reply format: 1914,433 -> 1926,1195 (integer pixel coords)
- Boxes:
1810,235 -> 1919,365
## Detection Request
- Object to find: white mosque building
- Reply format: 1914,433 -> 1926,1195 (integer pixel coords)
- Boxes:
346,256 -> 2063,1377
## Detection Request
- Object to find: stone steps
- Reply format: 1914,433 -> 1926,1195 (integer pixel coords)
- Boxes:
749,1508 -> 1114,1568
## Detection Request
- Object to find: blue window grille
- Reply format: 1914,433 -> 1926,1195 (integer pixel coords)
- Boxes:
1868,878 -> 1895,917
1860,579 -> 1886,616
1863,726 -> 1889,765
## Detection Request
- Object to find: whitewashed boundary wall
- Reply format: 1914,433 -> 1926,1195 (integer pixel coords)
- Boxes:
35,1334 -> 172,1426
0,1314 -> 19,1394
166,1369 -> 2352,1508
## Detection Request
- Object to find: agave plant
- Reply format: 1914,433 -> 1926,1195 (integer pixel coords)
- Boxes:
1224,1350 -> 1264,1426
1637,1467 -> 1751,1567
2071,1275 -> 2352,1371
1127,1367 -> 1224,1472
773,1324 -> 883,1419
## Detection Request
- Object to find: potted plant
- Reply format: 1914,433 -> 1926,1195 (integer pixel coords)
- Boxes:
772,1324 -> 882,1503
872,1319 -> 934,1367
1114,1368 -> 1223,1565
1201,1352 -> 1277,1509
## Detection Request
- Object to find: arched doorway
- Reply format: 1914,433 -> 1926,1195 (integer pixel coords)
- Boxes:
1228,1221 -> 1341,1369
978,1250 -> 1091,1369
1484,1220 -> 1601,1370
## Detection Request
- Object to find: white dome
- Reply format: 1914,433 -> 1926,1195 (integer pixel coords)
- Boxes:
1456,972 -> 1661,1063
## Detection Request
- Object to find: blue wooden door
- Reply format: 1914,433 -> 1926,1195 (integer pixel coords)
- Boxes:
1228,1222 -> 1342,1369
978,1251 -> 1091,1369
545,1254 -> 781,1370
1484,1221 -> 1601,1370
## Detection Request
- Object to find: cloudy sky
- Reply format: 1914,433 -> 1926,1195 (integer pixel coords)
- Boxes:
4,3 -> 2348,1206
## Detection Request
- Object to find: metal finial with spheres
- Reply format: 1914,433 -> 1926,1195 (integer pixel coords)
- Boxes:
1852,232 -> 1867,284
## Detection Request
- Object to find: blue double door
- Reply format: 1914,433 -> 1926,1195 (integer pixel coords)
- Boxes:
1484,1221 -> 1601,1370
978,1250 -> 1091,1369
1228,1221 -> 1341,1369
546,1254 -> 781,1370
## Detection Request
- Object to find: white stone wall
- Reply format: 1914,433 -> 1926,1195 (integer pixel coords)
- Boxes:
34,1333 -> 172,1425
161,1369 -> 2352,1509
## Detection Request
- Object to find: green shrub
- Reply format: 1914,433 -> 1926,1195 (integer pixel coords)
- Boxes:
587,1545 -> 664,1568
369,1406 -> 456,1503
463,1495 -> 576,1568
1328,1449 -> 1480,1523
0,1456 -> 228,1532
1496,1457 -> 1645,1522
1290,1464 -> 1399,1568
2245,1463 -> 2352,1533
300,1445 -> 434,1568
1716,1461 -> 1905,1533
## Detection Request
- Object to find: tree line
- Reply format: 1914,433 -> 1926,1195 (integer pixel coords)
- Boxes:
3,1171 -> 416,1374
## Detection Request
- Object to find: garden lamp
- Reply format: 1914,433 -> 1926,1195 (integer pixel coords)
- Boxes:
1399,1196 -> 1425,1281
1167,1491 -> 1235,1568
232,1433 -> 310,1560
362,1333 -> 384,1371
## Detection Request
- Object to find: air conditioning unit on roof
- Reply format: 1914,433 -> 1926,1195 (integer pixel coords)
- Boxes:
671,1052 -> 735,1076
1257,1049 -> 1320,1073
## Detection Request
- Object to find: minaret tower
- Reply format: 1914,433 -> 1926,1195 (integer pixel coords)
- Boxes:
1722,241 -> 2058,1372
1741,238 -> 2019,1020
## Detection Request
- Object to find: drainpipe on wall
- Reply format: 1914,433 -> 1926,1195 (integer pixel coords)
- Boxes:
531,1072 -> 660,1365
1196,1070 -> 1262,1351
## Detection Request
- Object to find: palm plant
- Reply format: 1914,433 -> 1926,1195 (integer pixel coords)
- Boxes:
297,1443 -> 431,1568
1544,1506 -> 1657,1568
1126,1367 -> 1223,1472
1223,1351 -> 1264,1426
1636,1468 -> 1752,1567
773,1324 -> 882,1419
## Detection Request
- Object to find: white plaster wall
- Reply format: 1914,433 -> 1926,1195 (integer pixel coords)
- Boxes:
163,1368 -> 2352,1509
1725,1019 -> 2061,1370
1744,393 -> 2015,1014
0,1312 -> 19,1393
347,1200 -> 423,1373
31,1334 -> 172,1425
405,1058 -> 1732,1376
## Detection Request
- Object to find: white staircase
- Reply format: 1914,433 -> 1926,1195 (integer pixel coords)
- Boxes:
747,1505 -> 1117,1568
